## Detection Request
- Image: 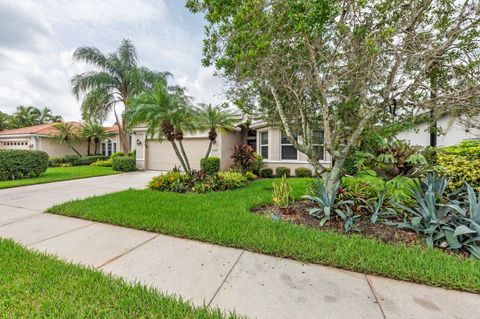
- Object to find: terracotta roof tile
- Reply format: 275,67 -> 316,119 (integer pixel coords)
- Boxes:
0,122 -> 83,136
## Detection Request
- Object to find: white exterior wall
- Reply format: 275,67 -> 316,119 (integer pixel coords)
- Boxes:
397,115 -> 480,147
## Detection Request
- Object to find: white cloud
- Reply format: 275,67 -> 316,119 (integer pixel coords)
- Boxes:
0,0 -> 226,124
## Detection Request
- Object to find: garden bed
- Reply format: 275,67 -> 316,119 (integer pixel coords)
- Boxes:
252,200 -> 419,246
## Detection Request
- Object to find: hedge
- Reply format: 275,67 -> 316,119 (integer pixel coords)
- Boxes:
112,157 -> 136,172
62,155 -> 109,166
0,150 -> 48,180
259,167 -> 273,178
200,157 -> 220,175
295,167 -> 312,177
275,167 -> 290,178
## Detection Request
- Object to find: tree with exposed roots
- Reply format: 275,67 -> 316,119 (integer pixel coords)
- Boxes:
188,0 -> 480,195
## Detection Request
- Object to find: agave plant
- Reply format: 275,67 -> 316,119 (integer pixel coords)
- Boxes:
302,179 -> 357,231
359,188 -> 397,224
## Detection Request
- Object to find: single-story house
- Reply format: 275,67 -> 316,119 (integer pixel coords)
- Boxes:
132,120 -> 331,174
0,122 -> 89,157
396,113 -> 480,147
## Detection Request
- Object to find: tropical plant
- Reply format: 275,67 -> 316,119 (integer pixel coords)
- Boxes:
231,144 -> 255,173
9,106 -> 62,128
50,122 -> 82,156
302,179 -> 356,230
272,175 -> 294,208
71,39 -> 168,155
81,121 -> 111,155
195,103 -> 237,160
129,81 -> 194,173
0,111 -> 11,131
38,107 -> 62,124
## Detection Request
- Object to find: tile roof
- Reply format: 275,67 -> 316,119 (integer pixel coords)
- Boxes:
105,125 -> 120,133
0,122 -> 83,136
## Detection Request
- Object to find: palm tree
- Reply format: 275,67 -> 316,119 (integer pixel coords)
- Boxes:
195,103 -> 237,160
38,107 -> 62,124
10,106 -> 40,128
50,122 -> 82,156
71,39 -> 168,155
0,111 -> 11,131
129,81 -> 193,173
81,121 -> 111,155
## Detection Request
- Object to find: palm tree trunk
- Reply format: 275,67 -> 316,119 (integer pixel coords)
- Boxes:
170,140 -> 189,172
94,138 -> 99,155
87,138 -> 91,156
178,140 -> 191,172
114,106 -> 130,155
204,140 -> 213,160
69,144 -> 82,156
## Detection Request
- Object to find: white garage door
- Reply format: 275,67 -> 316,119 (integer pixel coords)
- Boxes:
146,138 -> 211,171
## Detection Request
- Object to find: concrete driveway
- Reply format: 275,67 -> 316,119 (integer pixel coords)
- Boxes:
0,172 -> 479,319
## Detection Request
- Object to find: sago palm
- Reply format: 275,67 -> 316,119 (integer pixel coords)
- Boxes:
195,103 -> 237,160
129,81 -> 193,172
50,122 -> 82,156
81,121 -> 111,155
71,39 -> 168,155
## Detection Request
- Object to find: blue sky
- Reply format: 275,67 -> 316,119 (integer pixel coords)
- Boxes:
0,0 -> 226,123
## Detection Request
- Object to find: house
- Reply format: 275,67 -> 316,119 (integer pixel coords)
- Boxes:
0,122 -> 89,157
132,120 -> 331,174
397,113 -> 480,147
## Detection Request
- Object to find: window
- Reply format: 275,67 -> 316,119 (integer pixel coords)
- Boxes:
260,132 -> 268,159
101,142 -> 106,156
281,131 -> 298,160
246,129 -> 257,150
313,130 -> 325,160
113,142 -> 117,154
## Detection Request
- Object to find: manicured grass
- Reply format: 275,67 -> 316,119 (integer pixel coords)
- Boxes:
0,166 -> 119,189
0,239 -> 235,318
49,178 -> 480,293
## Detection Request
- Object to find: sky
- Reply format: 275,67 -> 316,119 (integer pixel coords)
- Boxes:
0,0 -> 226,123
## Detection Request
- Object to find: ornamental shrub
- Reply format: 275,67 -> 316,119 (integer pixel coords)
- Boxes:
251,153 -> 264,175
215,171 -> 248,190
0,150 -> 48,180
48,157 -> 64,167
295,167 -> 312,177
259,167 -> 273,178
90,159 -> 113,167
244,171 -> 257,181
275,167 -> 290,178
441,140 -> 480,159
112,156 -> 136,172
231,144 -> 255,173
200,157 -> 220,175
148,171 -> 192,192
437,153 -> 480,189
63,154 -> 81,166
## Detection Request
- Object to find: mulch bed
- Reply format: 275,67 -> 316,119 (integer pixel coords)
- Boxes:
252,200 -> 420,246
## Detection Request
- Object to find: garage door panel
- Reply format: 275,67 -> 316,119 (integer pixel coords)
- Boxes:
146,139 -> 211,171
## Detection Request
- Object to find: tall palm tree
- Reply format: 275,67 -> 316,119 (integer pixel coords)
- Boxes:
195,103 -> 237,160
129,81 -> 193,173
10,106 -> 40,128
50,122 -> 82,156
38,107 -> 62,124
81,121 -> 111,155
71,39 -> 168,155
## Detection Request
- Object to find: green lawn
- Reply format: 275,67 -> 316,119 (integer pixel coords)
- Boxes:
0,166 -> 119,189
0,239 -> 236,318
48,178 -> 480,293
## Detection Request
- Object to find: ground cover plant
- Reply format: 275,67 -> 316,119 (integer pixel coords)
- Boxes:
49,178 -> 480,292
0,166 -> 118,189
0,239 -> 235,318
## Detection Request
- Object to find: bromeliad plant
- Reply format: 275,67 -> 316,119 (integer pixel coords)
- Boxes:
272,175 -> 294,210
302,179 -> 359,232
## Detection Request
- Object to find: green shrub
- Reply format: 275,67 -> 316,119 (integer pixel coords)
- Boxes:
251,153 -> 264,175
441,140 -> 480,159
48,157 -> 64,167
275,167 -> 290,178
437,153 -> 480,189
231,144 -> 255,173
294,167 -> 312,177
259,167 -> 273,178
148,171 -> 192,192
111,152 -> 124,159
112,156 -> 136,172
64,154 -> 81,166
215,171 -> 248,190
0,150 -> 48,180
200,157 -> 220,175
90,159 -> 113,167
244,171 -> 257,181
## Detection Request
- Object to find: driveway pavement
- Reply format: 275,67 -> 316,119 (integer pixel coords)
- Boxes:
0,172 -> 478,319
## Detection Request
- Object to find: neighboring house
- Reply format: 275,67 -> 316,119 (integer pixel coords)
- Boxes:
0,122 -> 89,157
133,120 -> 332,174
397,113 -> 480,147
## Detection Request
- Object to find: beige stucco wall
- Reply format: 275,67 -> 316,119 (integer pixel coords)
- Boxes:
219,130 -> 244,170
0,138 -> 31,150
37,137 -> 89,157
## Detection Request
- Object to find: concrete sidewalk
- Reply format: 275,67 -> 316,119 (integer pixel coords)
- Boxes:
0,172 -> 478,319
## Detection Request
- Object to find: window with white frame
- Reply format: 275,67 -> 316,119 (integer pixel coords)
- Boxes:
281,131 -> 298,160
260,131 -> 268,159
313,130 -> 325,160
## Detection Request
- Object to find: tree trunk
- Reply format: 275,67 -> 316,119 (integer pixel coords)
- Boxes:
113,106 -> 130,155
94,138 -> 99,155
170,140 -> 189,172
87,138 -> 91,156
178,140 -> 191,172
69,144 -> 82,156
204,140 -> 213,160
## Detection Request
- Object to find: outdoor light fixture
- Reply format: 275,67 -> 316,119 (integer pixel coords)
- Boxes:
136,139 -> 142,145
